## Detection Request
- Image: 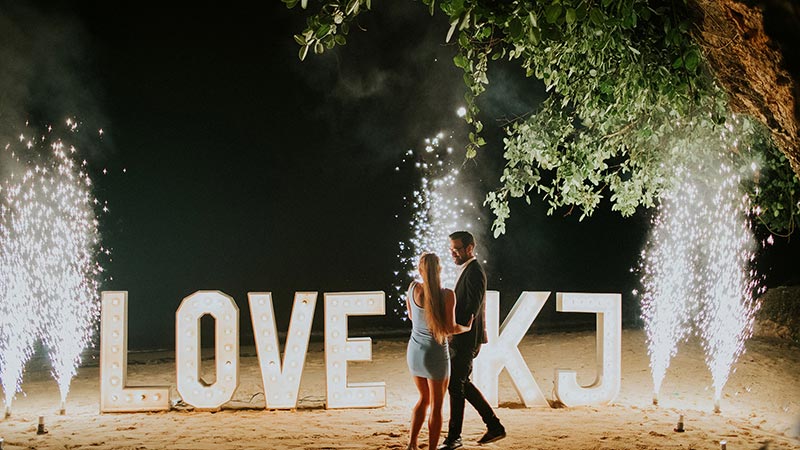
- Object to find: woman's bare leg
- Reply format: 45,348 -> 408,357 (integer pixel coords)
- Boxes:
409,376 -> 430,449
427,377 -> 449,450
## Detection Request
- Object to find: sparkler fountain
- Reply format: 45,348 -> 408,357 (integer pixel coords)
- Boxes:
640,164 -> 698,405
697,159 -> 759,413
394,130 -> 484,314
641,121 -> 762,412
0,119 -> 102,416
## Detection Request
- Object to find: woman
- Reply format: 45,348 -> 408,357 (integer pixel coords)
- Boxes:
405,253 -> 472,450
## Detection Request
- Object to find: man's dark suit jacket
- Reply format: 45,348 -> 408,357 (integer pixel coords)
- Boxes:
451,259 -> 488,355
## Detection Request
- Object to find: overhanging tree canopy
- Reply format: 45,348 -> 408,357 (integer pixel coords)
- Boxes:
285,0 -> 800,236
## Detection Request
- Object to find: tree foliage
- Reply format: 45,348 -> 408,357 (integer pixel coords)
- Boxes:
285,0 -> 800,236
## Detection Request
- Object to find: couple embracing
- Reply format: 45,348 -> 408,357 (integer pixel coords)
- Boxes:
405,231 -> 506,450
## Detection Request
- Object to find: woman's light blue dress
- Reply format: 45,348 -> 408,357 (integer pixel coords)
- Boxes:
406,282 -> 450,380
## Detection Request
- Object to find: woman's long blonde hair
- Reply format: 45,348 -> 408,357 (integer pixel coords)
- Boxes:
419,253 -> 448,344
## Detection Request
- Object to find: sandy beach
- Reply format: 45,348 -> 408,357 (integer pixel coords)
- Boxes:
0,329 -> 798,449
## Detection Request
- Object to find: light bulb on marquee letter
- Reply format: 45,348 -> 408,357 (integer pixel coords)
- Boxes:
176,291 -> 240,409
474,291 -> 550,407
324,292 -> 386,409
554,292 -> 621,407
100,291 -> 170,412
249,292 -> 316,409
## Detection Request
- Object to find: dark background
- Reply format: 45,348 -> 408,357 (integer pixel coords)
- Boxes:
1,1 -> 797,350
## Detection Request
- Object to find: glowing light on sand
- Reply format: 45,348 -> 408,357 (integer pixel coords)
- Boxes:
641,134 -> 762,410
394,132 -> 483,315
0,120 -> 102,414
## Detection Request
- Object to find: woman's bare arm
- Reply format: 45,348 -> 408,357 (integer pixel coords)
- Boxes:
406,281 -> 415,321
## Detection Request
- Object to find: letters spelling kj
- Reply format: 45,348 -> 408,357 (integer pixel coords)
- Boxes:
99,290 -> 620,412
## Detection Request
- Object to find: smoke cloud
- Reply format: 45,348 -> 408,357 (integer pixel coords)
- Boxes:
0,2 -> 110,168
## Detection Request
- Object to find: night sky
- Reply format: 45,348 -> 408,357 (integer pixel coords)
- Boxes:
1,1 -> 798,350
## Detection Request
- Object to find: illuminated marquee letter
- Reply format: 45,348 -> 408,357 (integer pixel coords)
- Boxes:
324,292 -> 386,409
474,291 -> 550,407
554,292 -> 621,406
100,291 -> 170,412
249,292 -> 316,409
176,291 -> 239,409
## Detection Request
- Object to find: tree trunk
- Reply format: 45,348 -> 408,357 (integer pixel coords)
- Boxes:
692,0 -> 800,176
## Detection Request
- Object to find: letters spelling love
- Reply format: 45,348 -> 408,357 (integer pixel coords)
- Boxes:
99,290 -> 620,412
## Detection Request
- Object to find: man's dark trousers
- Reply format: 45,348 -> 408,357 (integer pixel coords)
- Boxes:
446,346 -> 501,441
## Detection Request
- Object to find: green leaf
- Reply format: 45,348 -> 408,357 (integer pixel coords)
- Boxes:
509,18 -> 523,39
545,5 -> 563,24
565,8 -> 576,25
684,49 -> 700,71
528,11 -> 538,28
589,8 -> 604,26
672,56 -> 683,69
446,18 -> 459,42
529,27 -> 541,45
346,0 -> 359,15
314,24 -> 331,39
293,34 -> 306,46
576,4 -> 588,20
299,45 -> 309,61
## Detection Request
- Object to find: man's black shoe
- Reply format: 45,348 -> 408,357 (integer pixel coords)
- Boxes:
437,438 -> 463,450
477,428 -> 506,445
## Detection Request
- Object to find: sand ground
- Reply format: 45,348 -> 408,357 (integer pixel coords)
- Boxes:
0,329 -> 798,449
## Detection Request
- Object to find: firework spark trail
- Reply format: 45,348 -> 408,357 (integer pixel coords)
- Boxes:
0,121 -> 101,413
641,136 -> 761,410
641,165 -> 698,402
698,162 -> 759,411
0,203 -> 38,412
394,132 -> 483,316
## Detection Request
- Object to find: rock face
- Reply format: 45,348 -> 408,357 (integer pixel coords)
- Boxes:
692,0 -> 800,176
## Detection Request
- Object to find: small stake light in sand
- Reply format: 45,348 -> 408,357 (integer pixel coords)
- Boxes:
720,439 -> 727,450
554,293 -> 621,407
100,292 -> 170,412
474,291 -> 549,407
674,414 -> 685,432
36,415 -> 47,435
249,292 -> 316,409
176,291 -> 240,409
324,292 -> 386,409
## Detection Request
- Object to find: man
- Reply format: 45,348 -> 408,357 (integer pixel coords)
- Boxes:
439,231 -> 505,450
